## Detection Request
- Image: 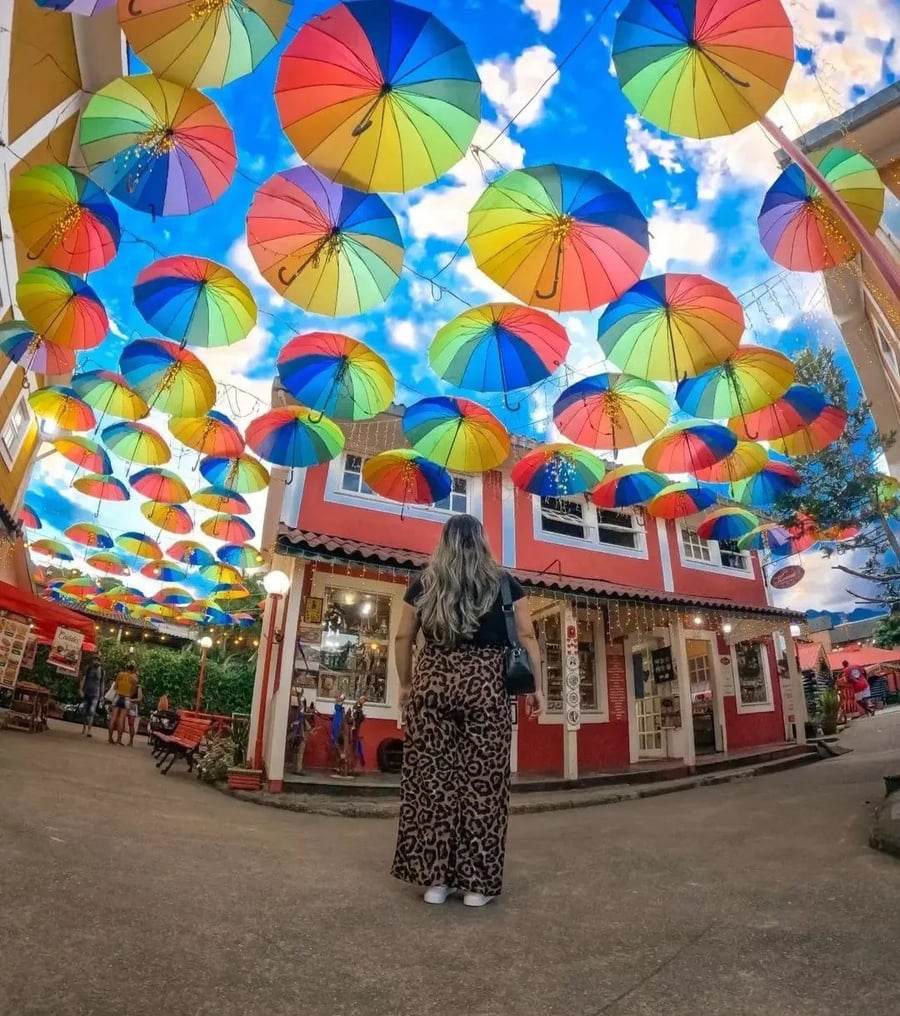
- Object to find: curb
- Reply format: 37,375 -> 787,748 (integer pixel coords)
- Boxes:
869,790 -> 900,860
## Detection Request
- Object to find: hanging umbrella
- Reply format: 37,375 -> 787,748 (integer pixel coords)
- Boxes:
167,539 -> 215,567
35,0 -> 115,13
200,513 -> 256,543
612,0 -> 794,139
0,321 -> 75,376
211,582 -> 251,601
643,421 -> 737,474
729,384 -> 827,442
697,507 -> 760,543
59,579 -> 102,599
199,454 -> 269,493
759,149 -> 885,272
590,465 -> 668,509
140,560 -> 187,582
275,0 -> 480,193
119,0 -> 291,90
733,461 -> 801,506
119,338 -> 216,417
105,584 -> 148,605
64,522 -> 113,549
52,436 -> 113,475
402,397 -> 510,472
79,74 -> 236,217
553,373 -> 670,452
769,405 -> 848,457
511,444 -> 606,497
116,532 -> 164,560
19,504 -> 42,530
429,303 -> 570,394
86,551 -> 130,576
598,274 -> 745,382
691,441 -> 768,484
16,268 -> 108,351
7,163 -> 119,273
169,410 -> 245,457
362,449 -> 452,507
102,421 -> 171,466
467,165 -> 649,312
29,386 -> 95,431
217,543 -> 265,570
29,538 -> 74,561
246,406 -> 346,468
71,370 -> 150,424
675,345 -> 795,422
200,562 -> 244,585
153,586 -> 194,607
646,482 -> 717,519
133,255 -> 257,348
246,165 -> 404,316
140,501 -> 193,535
191,486 -> 251,515
736,523 -> 793,553
73,473 -> 131,502
276,332 -> 395,420
129,467 -> 191,504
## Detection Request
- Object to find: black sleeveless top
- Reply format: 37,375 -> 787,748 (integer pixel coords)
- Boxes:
404,572 -> 525,647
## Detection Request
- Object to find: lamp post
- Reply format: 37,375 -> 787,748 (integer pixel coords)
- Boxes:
253,569 -> 291,771
194,635 -> 213,712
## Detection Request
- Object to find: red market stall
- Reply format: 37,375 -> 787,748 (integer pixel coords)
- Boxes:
0,580 -> 97,651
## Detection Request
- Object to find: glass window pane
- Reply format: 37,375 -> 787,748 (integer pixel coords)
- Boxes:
540,497 -> 586,539
537,611 -> 563,712
735,642 -> 768,705
575,609 -> 598,710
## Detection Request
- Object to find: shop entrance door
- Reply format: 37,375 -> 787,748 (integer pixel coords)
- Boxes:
632,648 -> 664,758
686,638 -> 720,754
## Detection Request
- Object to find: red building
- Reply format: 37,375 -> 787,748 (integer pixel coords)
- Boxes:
248,413 -> 807,790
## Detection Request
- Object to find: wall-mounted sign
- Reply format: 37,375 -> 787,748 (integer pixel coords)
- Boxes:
650,646 -> 675,683
47,626 -> 84,675
770,565 -> 804,589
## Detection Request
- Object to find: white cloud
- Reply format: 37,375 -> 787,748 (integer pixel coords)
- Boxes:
646,201 -> 719,272
771,546 -> 878,614
386,319 -> 424,351
478,46 -> 559,129
521,0 -> 559,33
226,238 -> 285,310
624,114 -> 685,175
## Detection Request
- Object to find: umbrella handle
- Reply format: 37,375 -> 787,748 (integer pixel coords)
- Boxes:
535,240 -> 564,300
128,0 -> 142,12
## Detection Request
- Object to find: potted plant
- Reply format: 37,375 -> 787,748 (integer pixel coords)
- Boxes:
223,716 -> 261,791
819,688 -> 840,736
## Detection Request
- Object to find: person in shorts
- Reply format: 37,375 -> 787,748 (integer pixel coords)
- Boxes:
78,656 -> 104,738
125,676 -> 144,747
108,663 -> 138,745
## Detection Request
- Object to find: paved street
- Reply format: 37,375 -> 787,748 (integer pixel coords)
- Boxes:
1,715 -> 899,1016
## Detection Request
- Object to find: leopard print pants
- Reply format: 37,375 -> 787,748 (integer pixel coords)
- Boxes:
391,644 -> 512,897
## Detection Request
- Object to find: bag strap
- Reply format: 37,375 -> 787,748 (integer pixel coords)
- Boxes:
500,573 -> 520,649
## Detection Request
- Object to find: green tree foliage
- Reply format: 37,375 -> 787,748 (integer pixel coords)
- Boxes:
873,613 -> 900,649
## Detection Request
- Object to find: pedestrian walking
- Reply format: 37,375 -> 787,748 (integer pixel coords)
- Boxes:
108,663 -> 138,745
841,659 -> 875,717
125,673 -> 144,746
391,514 -> 543,908
78,655 -> 104,738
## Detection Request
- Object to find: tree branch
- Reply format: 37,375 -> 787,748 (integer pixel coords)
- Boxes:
833,564 -> 900,583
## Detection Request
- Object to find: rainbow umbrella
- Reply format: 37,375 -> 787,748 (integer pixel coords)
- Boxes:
511,444 -> 606,497
643,421 -> 737,474
29,386 -> 95,431
362,449 -> 452,507
553,373 -> 670,452
217,543 -> 265,571
733,461 -> 801,506
232,612 -> 256,627
86,551 -> 130,576
16,268 -> 108,351
35,0 -> 115,13
59,578 -> 102,599
52,436 -> 113,475
275,0 -> 480,192
120,0 -> 291,90
79,75 -> 236,217
692,441 -> 768,484
736,523 -> 792,553
402,397 -> 510,472
64,522 -> 113,549
276,332 -> 395,420
153,586 -> 194,607
102,421 -> 171,466
116,532 -> 164,560
29,538 -> 74,561
729,384 -> 827,442
246,166 -> 404,316
71,370 -> 150,424
73,473 -> 130,502
211,582 -> 250,601
199,454 -> 270,493
140,501 -> 193,535
19,504 -> 42,530
200,562 -> 243,585
119,338 -> 216,417
467,166 -> 649,312
646,482 -> 717,519
612,0 -> 794,138
598,274 -> 745,382
0,321 -> 75,376
759,149 -> 885,272
140,560 -> 187,582
429,304 -> 570,394
201,513 -> 256,543
590,465 -> 668,509
697,507 -> 760,543
7,163 -> 119,272
169,410 -> 245,457
168,539 -> 215,567
770,405 -> 849,457
675,345 -> 795,421
133,255 -> 257,348
191,486 -> 251,515
130,467 -> 191,504
246,406 -> 345,468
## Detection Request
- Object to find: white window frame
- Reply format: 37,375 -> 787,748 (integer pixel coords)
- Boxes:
0,389 -> 31,469
677,522 -> 754,580
532,496 -> 648,560
731,640 -> 775,714
536,601 -> 609,724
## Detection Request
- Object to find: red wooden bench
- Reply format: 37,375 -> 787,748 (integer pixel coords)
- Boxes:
152,716 -> 212,774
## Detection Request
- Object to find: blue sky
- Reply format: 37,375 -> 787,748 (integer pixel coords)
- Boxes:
24,0 -> 900,615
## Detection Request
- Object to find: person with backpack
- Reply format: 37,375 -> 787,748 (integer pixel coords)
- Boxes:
78,656 -> 104,738
841,660 -> 875,717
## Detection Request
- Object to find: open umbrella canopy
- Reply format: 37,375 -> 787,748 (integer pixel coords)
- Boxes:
64,522 -> 113,549
736,522 -> 793,553
71,370 -> 150,422
133,255 -> 257,348
275,0 -> 480,193
59,578 -> 102,599
402,396 -> 510,472
553,373 -> 670,451
276,332 -> 395,420
73,473 -> 130,502
696,507 -> 760,542
140,560 -> 187,582
612,0 -> 794,139
217,543 -> 265,571
169,410 -> 245,457
28,386 -> 95,431
733,460 -> 801,506
7,163 -> 119,273
200,562 -> 244,585
153,586 -> 194,606
769,405 -> 848,457
511,444 -> 606,497
16,267 -> 108,351
211,582 -> 251,601
691,441 -> 768,484
105,583 -> 149,604
0,321 -> 75,376
362,449 -> 452,505
467,165 -> 650,312
79,74 -> 236,217
29,538 -> 74,561
199,454 -> 270,493
646,481 -> 717,519
140,501 -> 194,534
675,345 -> 795,420
167,539 -> 215,567
35,0 -> 115,14
120,338 -> 216,417
246,406 -> 345,468
590,465 -> 668,509
190,486 -> 251,515
119,0 -> 291,90
19,504 -> 42,530
200,513 -> 256,543
116,532 -> 164,560
129,467 -> 191,504
86,551 -> 130,576
429,303 -> 570,393
102,421 -> 171,466
729,383 -> 827,441
644,420 -> 737,474
246,165 -> 404,316
598,273 -> 745,382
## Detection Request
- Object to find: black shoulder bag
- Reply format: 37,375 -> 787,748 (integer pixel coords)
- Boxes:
500,573 -> 536,696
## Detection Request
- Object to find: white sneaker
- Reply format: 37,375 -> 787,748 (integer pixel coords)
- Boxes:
463,892 -> 494,908
423,886 -> 451,905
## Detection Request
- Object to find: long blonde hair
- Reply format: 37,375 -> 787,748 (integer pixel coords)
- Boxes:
414,514 -> 501,647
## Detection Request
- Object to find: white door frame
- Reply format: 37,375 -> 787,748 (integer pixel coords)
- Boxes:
685,630 -> 728,754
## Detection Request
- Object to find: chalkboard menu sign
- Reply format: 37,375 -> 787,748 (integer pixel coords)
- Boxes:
651,646 -> 675,683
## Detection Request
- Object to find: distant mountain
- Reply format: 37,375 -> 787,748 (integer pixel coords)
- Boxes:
806,607 -> 889,627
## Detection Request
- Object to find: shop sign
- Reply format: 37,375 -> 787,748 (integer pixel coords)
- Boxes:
650,646 -> 675,683
563,609 -> 580,731
47,626 -> 84,675
0,618 -> 30,690
605,645 -> 629,723
770,565 -> 804,589
21,635 -> 38,671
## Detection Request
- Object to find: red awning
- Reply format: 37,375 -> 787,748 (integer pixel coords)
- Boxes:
826,645 -> 900,672
0,580 -> 97,651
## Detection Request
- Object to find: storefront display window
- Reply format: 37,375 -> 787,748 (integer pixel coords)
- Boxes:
537,611 -> 563,711
574,608 -> 598,710
735,641 -> 770,706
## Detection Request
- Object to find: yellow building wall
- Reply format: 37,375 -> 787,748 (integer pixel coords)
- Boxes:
0,366 -> 39,511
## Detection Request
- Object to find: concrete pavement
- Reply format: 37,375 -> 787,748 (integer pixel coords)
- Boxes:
1,713 -> 899,1016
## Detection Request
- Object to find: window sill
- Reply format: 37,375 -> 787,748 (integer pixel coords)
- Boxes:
679,557 -> 754,580
734,700 -> 775,714
534,527 -> 648,560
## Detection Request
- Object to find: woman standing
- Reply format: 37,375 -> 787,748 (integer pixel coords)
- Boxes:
391,514 -> 543,907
